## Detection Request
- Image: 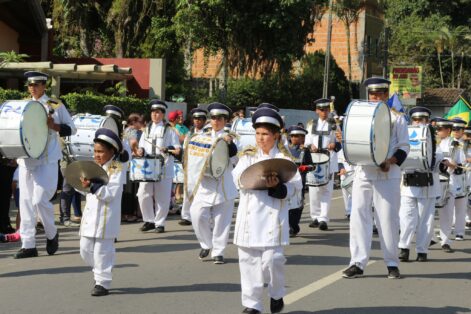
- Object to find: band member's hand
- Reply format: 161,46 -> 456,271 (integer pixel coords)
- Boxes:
379,156 -> 397,172
265,172 -> 279,188
47,116 -> 58,131
339,168 -> 346,176
137,148 -> 144,157
80,177 -> 91,188
327,143 -> 336,151
223,135 -> 233,144
310,144 -> 318,153
444,159 -> 457,169
335,130 -> 342,141
467,157 -> 471,163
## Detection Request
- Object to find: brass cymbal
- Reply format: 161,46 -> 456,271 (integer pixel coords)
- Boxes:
65,160 -> 109,193
240,158 -> 298,190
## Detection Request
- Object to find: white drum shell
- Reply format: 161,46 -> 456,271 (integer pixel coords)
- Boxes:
435,175 -> 450,208
454,174 -> 467,198
68,114 -> 119,160
342,100 -> 391,166
0,100 -> 48,159
401,125 -> 433,171
129,157 -> 163,182
173,162 -> 184,184
231,118 -> 255,149
306,160 -> 330,186
341,171 -> 355,194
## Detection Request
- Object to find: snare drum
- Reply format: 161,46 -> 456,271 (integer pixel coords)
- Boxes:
129,156 -> 164,182
401,125 -> 433,171
68,114 -> 119,160
435,174 -> 450,208
0,100 -> 48,159
453,174 -> 467,198
173,162 -> 184,184
340,171 -> 355,194
342,100 -> 391,166
306,153 -> 330,186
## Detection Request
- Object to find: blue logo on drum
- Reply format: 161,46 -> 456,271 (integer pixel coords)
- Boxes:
409,130 -> 420,146
131,159 -> 153,175
314,164 -> 324,179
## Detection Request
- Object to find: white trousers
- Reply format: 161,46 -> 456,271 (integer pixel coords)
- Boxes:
341,187 -> 352,216
19,163 -> 58,249
190,199 -> 234,257
440,195 -> 466,244
453,197 -> 467,236
399,196 -> 435,253
80,236 -> 115,289
180,196 -> 191,221
308,179 -> 334,222
137,178 -> 172,227
349,178 -> 401,269
238,246 -> 286,312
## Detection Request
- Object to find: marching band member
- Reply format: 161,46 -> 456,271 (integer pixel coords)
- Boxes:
304,98 -> 341,231
286,125 -> 313,237
434,118 -> 465,252
136,100 -> 181,233
343,77 -> 409,279
189,103 -> 238,264
103,104 -> 125,126
79,128 -> 129,296
178,108 -> 208,226
449,118 -> 467,242
14,71 -> 76,259
463,126 -> 471,230
398,107 -> 441,262
233,108 -> 302,314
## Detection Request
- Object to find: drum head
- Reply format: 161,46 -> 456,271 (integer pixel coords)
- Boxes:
21,101 -> 48,158
210,139 -> 229,178
371,102 -> 391,165
311,153 -> 329,164
423,127 -> 433,168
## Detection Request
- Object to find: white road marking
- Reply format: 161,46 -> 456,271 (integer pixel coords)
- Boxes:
284,261 -> 376,305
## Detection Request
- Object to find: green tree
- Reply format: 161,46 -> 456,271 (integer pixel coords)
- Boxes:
0,51 -> 29,66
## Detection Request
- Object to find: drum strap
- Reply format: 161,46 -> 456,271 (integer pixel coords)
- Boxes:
311,119 -> 332,149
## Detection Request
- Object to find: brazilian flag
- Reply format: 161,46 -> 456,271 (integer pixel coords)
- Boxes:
444,96 -> 471,123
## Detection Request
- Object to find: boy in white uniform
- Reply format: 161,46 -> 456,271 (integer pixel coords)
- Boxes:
189,103 -> 238,264
79,128 -> 128,296
233,108 -> 302,314
15,71 -> 76,259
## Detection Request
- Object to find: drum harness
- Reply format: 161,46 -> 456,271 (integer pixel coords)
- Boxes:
403,124 -> 436,187
143,122 -> 169,175
310,118 -> 335,179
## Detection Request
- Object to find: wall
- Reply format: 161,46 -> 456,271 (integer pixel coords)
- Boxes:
0,21 -> 19,52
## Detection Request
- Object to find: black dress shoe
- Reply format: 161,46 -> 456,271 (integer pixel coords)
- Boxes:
441,244 -> 454,253
46,232 -> 59,255
140,222 -> 155,232
155,226 -> 165,233
242,308 -> 261,314
178,219 -> 192,226
399,248 -> 409,262
270,297 -> 284,313
387,266 -> 401,279
213,256 -> 225,264
372,226 -> 378,235
14,248 -> 38,259
429,240 -> 437,247
199,248 -> 210,259
91,285 -> 109,296
319,221 -> 328,231
416,253 -> 427,262
309,219 -> 319,228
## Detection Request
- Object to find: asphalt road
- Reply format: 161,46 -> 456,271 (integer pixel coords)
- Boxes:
0,191 -> 470,314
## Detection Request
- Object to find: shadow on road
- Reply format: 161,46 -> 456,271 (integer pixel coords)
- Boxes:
286,306 -> 471,314
110,282 -> 240,295
0,263 -> 138,277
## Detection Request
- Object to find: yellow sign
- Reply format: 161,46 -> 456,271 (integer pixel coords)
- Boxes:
389,66 -> 422,99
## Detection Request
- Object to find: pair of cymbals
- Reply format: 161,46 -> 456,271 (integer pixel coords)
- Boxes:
65,161 -> 109,193
239,158 -> 298,190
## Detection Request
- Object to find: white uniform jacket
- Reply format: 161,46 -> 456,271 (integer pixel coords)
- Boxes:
80,159 -> 127,239
18,94 -> 76,169
138,121 -> 181,179
305,118 -> 339,173
439,136 -> 466,196
355,111 -> 410,181
192,129 -> 238,206
232,145 -> 303,247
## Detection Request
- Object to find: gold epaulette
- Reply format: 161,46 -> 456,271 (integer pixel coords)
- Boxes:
47,98 -> 63,110
108,160 -> 123,176
238,145 -> 258,157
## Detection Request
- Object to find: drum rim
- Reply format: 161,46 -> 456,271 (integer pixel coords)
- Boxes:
370,101 -> 391,166
310,152 -> 330,164
20,101 -> 48,159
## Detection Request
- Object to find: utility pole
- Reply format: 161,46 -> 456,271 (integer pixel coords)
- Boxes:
382,26 -> 389,78
322,0 -> 334,98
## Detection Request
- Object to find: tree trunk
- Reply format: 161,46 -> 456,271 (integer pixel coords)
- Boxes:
345,23 -> 353,98
438,51 -> 444,88
458,51 -> 464,89
221,48 -> 228,102
79,16 -> 90,57
451,50 -> 455,88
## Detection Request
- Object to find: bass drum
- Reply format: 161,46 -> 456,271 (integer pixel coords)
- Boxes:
68,114 -> 119,160
231,118 -> 255,149
342,100 -> 391,166
0,100 -> 48,159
